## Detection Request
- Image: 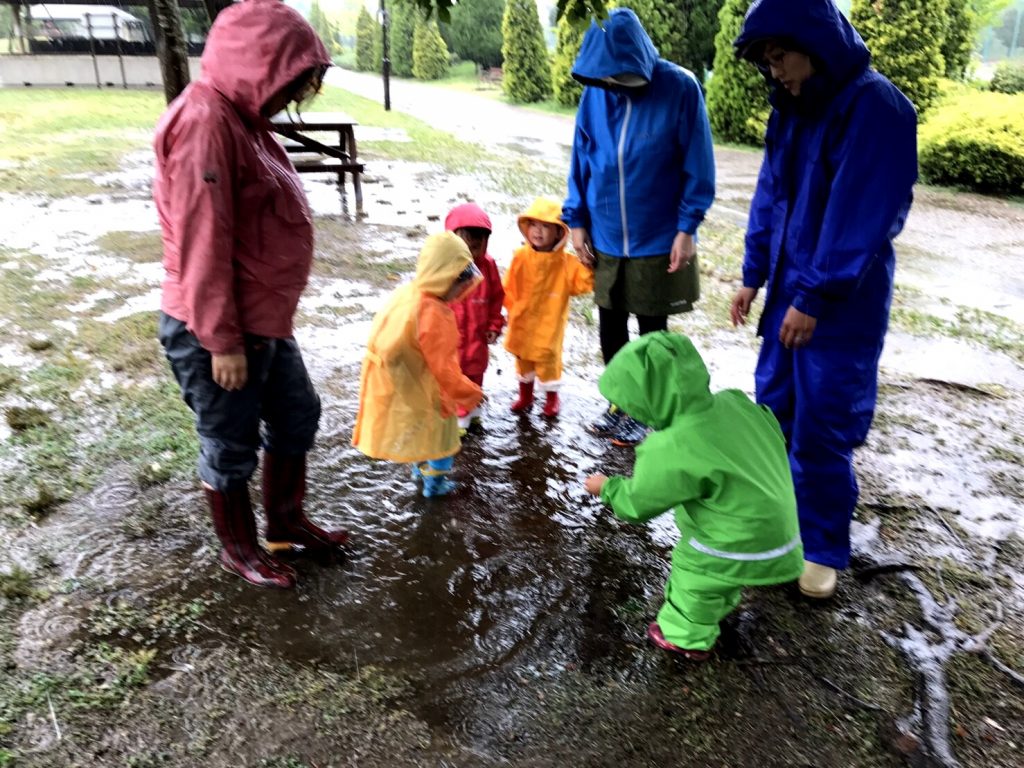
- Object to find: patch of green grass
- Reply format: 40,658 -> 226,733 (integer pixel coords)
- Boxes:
0,257 -> 80,337
0,566 -> 37,601
314,217 -> 416,286
94,230 -> 163,264
77,311 -> 162,376
4,406 -> 49,431
0,365 -> 195,520
890,301 -> 1024,363
0,367 -> 16,394
0,89 -> 162,196
88,595 -> 209,647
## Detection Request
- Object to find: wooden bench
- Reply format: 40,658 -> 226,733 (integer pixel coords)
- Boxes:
271,111 -> 364,215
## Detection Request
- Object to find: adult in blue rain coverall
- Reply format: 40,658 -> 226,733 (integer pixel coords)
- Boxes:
728,0 -> 917,598
563,8 -> 716,448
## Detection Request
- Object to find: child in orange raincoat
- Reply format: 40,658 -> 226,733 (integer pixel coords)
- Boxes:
504,196 -> 594,417
352,232 -> 484,497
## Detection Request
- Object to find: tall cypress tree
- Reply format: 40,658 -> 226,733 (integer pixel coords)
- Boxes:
705,0 -> 769,145
501,0 -> 553,103
390,1 -> 417,77
942,0 -> 976,80
355,6 -> 379,72
551,15 -> 585,106
412,16 -> 450,80
851,0 -> 947,113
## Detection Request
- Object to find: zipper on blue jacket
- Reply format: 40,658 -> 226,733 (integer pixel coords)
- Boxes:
617,96 -> 632,258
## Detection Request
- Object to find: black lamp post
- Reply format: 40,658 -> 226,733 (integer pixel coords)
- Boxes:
379,0 -> 391,111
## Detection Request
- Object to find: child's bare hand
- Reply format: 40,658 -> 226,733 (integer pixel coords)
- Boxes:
584,473 -> 607,496
486,331 -> 499,344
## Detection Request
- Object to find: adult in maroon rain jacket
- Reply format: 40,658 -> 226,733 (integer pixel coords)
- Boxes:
154,0 -> 346,589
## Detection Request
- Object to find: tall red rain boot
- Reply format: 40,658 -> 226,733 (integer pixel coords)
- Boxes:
263,452 -> 349,555
542,390 -> 560,418
510,380 -> 535,412
205,486 -> 296,589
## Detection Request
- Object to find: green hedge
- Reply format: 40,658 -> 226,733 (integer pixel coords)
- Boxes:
919,91 -> 1024,195
990,61 -> 1024,95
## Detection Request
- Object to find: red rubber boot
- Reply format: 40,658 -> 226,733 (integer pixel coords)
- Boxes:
510,380 -> 535,412
542,391 -> 560,418
263,452 -> 349,555
205,487 -> 296,589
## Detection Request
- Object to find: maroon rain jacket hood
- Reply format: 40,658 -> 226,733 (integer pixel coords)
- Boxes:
155,0 -> 331,354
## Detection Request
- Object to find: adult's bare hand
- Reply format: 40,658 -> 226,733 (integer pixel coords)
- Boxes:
669,231 -> 696,273
212,353 -> 247,391
730,287 -> 758,327
779,305 -> 817,348
571,227 -> 595,268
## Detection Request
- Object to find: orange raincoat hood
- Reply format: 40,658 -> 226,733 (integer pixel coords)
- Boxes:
200,0 -> 331,122
517,195 -> 570,250
352,233 -> 483,463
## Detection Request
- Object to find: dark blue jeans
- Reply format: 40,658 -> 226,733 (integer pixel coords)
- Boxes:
158,312 -> 321,491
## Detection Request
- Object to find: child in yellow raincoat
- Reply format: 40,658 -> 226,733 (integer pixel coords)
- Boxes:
352,232 -> 484,497
504,196 -> 594,417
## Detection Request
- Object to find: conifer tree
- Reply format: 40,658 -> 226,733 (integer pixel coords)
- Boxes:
551,15 -> 585,106
501,0 -> 553,103
412,16 -> 450,80
851,0 -> 947,113
705,0 -> 769,145
390,1 -> 417,77
355,6 -> 379,72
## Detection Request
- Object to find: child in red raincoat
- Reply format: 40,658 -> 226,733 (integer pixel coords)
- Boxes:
445,203 -> 505,434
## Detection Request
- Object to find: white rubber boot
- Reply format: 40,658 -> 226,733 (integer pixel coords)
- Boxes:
799,560 -> 837,599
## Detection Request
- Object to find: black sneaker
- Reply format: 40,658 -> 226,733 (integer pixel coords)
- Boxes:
587,404 -> 623,436
610,415 -> 649,447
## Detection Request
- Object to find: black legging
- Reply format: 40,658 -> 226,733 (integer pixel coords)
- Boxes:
599,307 -> 667,365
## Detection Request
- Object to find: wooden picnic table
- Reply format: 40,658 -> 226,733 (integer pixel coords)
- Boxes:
270,111 -> 364,215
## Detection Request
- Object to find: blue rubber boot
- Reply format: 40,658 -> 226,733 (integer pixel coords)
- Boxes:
421,456 -> 456,498
423,475 -> 457,498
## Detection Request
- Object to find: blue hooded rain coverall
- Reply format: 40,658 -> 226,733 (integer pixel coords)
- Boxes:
734,0 -> 918,570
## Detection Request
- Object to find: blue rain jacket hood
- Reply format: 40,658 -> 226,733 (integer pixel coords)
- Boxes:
735,0 -> 870,107
571,7 -> 658,88
563,8 -> 715,258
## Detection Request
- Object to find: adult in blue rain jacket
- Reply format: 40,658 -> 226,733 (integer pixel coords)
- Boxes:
728,0 -> 917,598
563,8 -> 716,447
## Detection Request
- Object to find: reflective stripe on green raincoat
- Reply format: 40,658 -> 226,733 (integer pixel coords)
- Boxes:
598,332 -> 802,587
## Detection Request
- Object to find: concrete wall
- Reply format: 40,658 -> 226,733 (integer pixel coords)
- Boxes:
0,55 -> 201,88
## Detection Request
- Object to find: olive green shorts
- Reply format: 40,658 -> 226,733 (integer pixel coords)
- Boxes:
593,251 -> 700,316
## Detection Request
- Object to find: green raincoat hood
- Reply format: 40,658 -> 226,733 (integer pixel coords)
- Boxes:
598,332 -> 713,429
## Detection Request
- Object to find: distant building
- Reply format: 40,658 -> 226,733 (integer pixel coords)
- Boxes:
29,4 -> 148,43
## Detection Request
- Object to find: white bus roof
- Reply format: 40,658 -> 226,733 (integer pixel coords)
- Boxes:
30,4 -> 144,23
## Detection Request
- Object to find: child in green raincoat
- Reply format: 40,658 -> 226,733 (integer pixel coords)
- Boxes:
584,332 -> 803,659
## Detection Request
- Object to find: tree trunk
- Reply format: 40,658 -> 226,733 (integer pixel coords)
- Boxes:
148,0 -> 191,103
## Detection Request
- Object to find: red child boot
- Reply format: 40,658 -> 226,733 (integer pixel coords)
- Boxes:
510,379 -> 535,412
263,452 -> 349,555
205,486 -> 296,589
542,390 -> 560,418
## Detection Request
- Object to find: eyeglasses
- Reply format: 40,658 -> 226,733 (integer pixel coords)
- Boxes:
757,49 -> 789,74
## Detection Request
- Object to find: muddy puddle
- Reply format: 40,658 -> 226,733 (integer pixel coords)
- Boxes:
2,92 -> 1024,766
